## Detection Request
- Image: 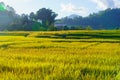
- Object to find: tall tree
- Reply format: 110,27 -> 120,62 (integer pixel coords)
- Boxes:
29,12 -> 36,20
36,8 -> 58,28
21,14 -> 30,30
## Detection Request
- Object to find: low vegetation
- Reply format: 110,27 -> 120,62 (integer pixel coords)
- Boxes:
0,30 -> 120,80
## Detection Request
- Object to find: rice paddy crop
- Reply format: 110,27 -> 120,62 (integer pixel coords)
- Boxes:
0,30 -> 120,80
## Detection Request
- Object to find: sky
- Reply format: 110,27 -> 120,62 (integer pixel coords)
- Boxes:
0,0 -> 120,18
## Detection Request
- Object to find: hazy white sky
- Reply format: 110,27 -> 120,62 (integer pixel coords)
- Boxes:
1,0 -> 120,18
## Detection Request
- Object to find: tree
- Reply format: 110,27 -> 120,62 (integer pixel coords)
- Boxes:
36,8 -> 58,28
0,2 -> 59,31
48,24 -> 57,31
21,14 -> 30,30
86,26 -> 92,30
6,5 -> 15,13
76,26 -> 83,30
32,22 -> 42,31
29,12 -> 36,20
63,26 -> 69,30
71,26 -> 76,30
0,2 -> 21,31
60,8 -> 120,30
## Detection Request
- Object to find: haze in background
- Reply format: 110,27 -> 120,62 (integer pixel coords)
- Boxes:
1,0 -> 120,18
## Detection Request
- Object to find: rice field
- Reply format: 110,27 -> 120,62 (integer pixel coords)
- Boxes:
0,30 -> 120,80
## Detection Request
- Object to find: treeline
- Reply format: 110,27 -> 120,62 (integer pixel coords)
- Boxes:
0,2 -> 57,31
1,2 -> 120,31
60,8 -> 120,30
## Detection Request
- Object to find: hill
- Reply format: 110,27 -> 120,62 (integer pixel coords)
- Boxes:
0,2 -> 120,30
60,8 -> 120,29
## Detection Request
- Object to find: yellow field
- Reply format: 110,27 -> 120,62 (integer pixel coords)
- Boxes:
0,30 -> 120,80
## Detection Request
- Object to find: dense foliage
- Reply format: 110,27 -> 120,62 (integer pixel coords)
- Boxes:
0,2 -> 57,31
0,2 -> 120,31
60,8 -> 120,30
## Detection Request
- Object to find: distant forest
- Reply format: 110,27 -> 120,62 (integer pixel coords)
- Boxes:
60,8 -> 120,30
0,2 -> 120,31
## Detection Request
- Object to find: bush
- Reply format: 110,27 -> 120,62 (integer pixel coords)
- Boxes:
86,26 -> 93,30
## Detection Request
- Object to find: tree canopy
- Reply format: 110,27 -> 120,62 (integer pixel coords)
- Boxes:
36,8 -> 58,28
0,2 -> 58,31
59,8 -> 120,30
0,2 -> 120,31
